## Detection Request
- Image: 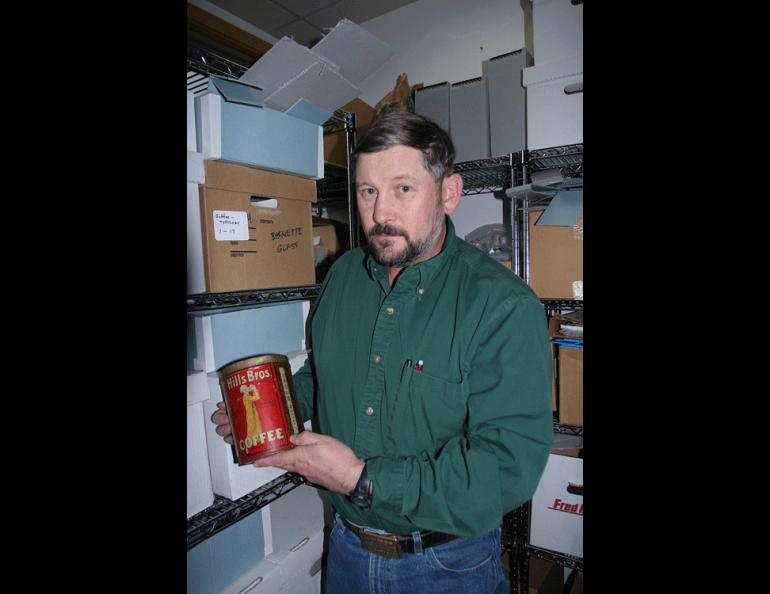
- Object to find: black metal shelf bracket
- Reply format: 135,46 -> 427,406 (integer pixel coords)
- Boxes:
187,472 -> 305,550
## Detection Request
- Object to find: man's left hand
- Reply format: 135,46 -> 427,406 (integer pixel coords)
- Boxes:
253,431 -> 364,495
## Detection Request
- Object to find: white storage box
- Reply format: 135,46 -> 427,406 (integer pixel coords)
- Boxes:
523,55 -> 582,150
529,450 -> 583,558
187,301 -> 310,373
264,484 -> 327,593
187,150 -> 205,184
202,371 -> 314,501
195,78 -> 324,180
187,181 -> 206,295
219,556 -> 284,594
187,506 -> 268,594
187,90 -> 197,151
532,0 -> 583,65
187,399 -> 215,518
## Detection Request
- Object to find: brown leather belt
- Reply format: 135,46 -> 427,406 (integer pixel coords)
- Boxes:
339,516 -> 457,559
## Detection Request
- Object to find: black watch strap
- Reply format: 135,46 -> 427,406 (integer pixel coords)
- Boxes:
348,463 -> 373,509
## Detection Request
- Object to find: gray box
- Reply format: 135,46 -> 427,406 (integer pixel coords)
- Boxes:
414,82 -> 451,135
450,77 -> 490,163
484,49 -> 532,156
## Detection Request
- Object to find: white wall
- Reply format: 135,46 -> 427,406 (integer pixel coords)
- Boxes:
357,0 -> 524,106
358,0 -> 525,242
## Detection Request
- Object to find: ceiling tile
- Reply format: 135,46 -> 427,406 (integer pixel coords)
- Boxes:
274,0 -> 340,18
206,0 -> 296,32
270,19 -> 326,46
305,0 -> 419,29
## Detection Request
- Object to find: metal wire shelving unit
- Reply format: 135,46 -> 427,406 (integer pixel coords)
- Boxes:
187,284 -> 321,313
455,154 -> 518,196
187,473 -> 306,550
505,145 -> 583,594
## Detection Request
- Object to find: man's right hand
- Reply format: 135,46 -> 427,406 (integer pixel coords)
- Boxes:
210,401 -> 234,444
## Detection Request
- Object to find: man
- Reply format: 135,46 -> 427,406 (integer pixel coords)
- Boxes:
211,111 -> 553,593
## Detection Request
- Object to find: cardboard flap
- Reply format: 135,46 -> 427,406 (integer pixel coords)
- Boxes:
265,62 -> 360,113
239,37 -> 324,95
238,19 -> 392,115
209,75 -> 265,108
311,18 -> 394,85
285,98 -> 333,126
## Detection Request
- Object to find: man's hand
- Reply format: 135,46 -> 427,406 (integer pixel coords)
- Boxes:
254,431 -> 364,495
210,401 -> 233,444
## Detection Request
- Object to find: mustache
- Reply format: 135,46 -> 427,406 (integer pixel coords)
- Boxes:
368,223 -> 408,238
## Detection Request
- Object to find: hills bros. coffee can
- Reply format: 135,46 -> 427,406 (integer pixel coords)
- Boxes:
217,354 -> 302,465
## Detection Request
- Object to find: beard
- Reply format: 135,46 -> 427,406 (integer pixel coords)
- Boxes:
367,214 -> 445,268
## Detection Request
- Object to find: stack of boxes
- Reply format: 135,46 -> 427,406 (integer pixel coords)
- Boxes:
414,48 -> 531,161
523,0 -> 583,150
186,19 -> 394,594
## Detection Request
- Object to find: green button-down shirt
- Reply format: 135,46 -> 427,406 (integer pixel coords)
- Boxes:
293,217 -> 553,537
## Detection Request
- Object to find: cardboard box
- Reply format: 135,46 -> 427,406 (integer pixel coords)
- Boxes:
532,0 -> 583,66
312,216 -> 347,282
324,97 -> 376,168
530,449 -> 583,558
523,55 -> 582,150
528,557 -> 564,594
196,160 -> 317,293
187,300 -> 310,373
558,346 -> 583,427
550,343 -> 558,412
528,209 -> 582,299
195,77 -> 324,179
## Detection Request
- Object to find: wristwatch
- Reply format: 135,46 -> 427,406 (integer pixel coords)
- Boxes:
348,463 -> 373,509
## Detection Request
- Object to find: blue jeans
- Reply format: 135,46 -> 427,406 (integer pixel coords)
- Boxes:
324,513 -> 508,594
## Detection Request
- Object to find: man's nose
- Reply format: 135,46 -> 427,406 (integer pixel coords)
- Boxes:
372,192 -> 395,225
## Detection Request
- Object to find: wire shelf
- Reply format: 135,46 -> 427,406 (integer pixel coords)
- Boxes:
187,285 -> 321,313
527,144 -> 583,177
554,421 -> 583,437
525,544 -> 583,571
455,155 -> 514,196
187,473 -> 305,550
540,299 -> 583,316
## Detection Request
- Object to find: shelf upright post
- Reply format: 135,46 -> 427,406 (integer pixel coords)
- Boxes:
344,111 -> 360,249
520,150 -> 531,285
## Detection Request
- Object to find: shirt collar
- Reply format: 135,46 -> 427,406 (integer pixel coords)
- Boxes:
365,216 -> 458,289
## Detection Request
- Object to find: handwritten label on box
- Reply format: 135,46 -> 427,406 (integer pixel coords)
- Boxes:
214,210 -> 249,241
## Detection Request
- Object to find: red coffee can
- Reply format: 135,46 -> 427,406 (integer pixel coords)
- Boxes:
217,353 -> 303,465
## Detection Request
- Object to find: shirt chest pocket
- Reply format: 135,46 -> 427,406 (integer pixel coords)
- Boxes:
386,369 -> 468,454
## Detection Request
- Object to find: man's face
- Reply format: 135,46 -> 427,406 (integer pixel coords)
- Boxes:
355,145 -> 450,268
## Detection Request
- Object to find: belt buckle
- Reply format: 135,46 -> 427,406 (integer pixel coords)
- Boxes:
358,531 -> 403,559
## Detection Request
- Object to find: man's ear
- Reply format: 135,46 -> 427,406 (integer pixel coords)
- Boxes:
441,173 -> 463,215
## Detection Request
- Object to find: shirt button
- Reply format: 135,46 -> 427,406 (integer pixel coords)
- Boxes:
386,307 -> 395,315
417,288 -> 424,295
365,406 -> 374,416
373,354 -> 382,364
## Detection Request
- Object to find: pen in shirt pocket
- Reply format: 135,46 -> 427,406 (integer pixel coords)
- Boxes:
400,359 -> 413,383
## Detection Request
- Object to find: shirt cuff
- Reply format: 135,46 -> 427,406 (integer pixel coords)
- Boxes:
366,456 -> 405,514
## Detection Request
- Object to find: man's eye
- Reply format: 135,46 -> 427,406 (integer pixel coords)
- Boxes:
359,187 -> 376,197
399,186 -> 410,193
